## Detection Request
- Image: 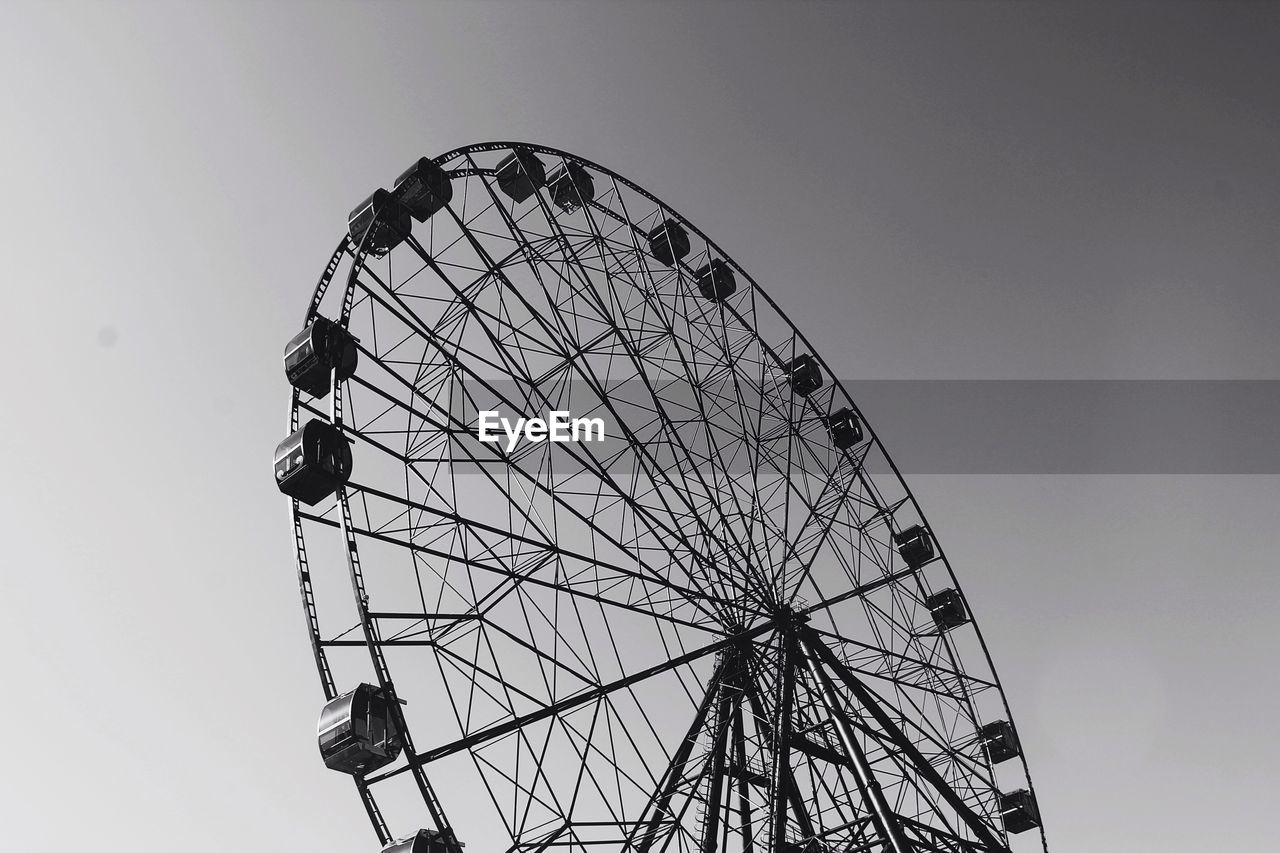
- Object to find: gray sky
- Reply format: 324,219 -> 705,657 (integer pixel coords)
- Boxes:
2,2 -> 1277,851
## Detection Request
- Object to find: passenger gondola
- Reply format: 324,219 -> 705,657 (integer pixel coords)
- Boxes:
978,719 -> 1022,764
283,316 -> 358,399
393,157 -> 454,221
348,188 -> 412,255
893,524 -> 935,568
925,588 -> 969,632
547,161 -> 595,211
317,683 -> 403,775
274,420 -> 352,505
826,407 -> 863,449
496,149 -> 546,203
999,789 -> 1042,833
647,218 -> 691,266
381,829 -> 462,853
785,354 -> 823,396
694,259 -> 736,301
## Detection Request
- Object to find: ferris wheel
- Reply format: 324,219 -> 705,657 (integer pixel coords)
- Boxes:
274,142 -> 1048,853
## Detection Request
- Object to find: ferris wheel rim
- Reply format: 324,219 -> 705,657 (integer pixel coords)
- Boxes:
286,141 -> 1048,852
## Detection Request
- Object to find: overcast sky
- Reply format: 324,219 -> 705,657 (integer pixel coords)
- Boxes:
1,2 -> 1278,851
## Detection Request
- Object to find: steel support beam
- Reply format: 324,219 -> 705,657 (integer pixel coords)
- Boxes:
803,628 -> 1008,852
798,634 -> 914,853
632,655 -> 729,853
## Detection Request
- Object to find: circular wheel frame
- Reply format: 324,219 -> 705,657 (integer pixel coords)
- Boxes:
284,142 -> 1047,853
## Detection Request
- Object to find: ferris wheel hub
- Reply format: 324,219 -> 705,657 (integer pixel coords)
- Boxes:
768,604 -> 810,627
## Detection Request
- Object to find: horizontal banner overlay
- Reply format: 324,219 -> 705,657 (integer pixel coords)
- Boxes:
843,380 -> 1277,475
407,380 -> 1278,475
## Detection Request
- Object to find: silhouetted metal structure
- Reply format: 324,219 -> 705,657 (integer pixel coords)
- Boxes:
277,143 -> 1048,853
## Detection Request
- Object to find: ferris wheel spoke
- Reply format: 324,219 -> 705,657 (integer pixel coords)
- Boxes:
333,482 -> 732,627
804,627 -> 997,702
591,277 -> 776,606
379,432 -> 739,629
551,703 -> 644,829
777,467 -> 862,606
571,191 -> 781,605
340,323 -> 746,624
373,232 -> 756,621
423,179 -> 766,613
415,621 -> 774,767
457,641 -> 578,830
430,637 -> 557,710
783,452 -> 899,610
350,268 -> 514,377
586,184 -> 768,554
484,610 -> 609,691
530,187 -> 764,569
581,194 -> 787,374
596,185 -> 771,538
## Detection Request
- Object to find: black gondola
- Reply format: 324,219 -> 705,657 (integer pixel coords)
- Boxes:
694,259 -> 736,301
274,419 -> 352,506
647,218 -> 691,266
998,789 -> 1042,834
893,524 -> 935,568
318,683 -> 403,776
383,829 -> 461,853
348,188 -> 412,255
547,161 -> 595,211
392,157 -> 453,222
785,354 -> 823,396
283,316 -> 358,399
925,588 -> 969,632
978,719 -> 1022,764
496,149 -> 546,203
826,407 -> 864,449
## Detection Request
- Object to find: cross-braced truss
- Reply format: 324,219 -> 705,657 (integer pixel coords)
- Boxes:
285,143 -> 1047,853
